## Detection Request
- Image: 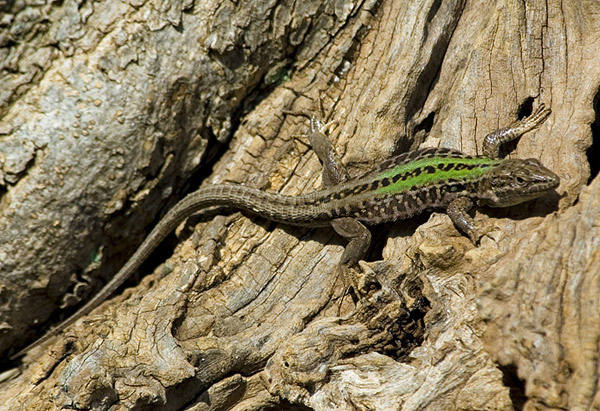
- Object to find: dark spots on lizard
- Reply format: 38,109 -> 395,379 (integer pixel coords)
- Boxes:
340,188 -> 355,198
408,150 -> 422,160
381,152 -> 410,169
304,197 -> 321,207
353,184 -> 370,194
417,189 -> 429,204
332,192 -> 343,200
407,167 -> 423,178
384,202 -> 396,217
388,196 -> 406,215
428,187 -> 439,201
392,172 -> 404,183
405,194 -> 418,209
379,159 -> 392,169
424,165 -> 436,174
391,167 -> 426,182
449,183 -> 466,192
453,162 -> 478,171
437,162 -> 454,171
395,200 -> 406,214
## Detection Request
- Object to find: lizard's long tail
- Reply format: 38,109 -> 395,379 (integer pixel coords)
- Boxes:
11,184 -> 329,359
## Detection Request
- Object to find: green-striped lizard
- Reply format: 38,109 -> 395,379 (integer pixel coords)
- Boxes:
13,103 -> 559,359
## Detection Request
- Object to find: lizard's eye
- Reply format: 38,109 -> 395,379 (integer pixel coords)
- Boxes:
515,176 -> 526,185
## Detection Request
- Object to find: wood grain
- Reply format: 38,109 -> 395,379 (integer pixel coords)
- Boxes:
1,0 -> 597,410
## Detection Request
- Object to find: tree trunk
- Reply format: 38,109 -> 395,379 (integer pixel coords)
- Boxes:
0,0 -> 597,410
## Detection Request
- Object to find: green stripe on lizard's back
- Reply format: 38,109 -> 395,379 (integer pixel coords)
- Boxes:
319,147 -> 473,200
307,148 -> 508,225
374,155 -> 502,195
12,104 -> 559,360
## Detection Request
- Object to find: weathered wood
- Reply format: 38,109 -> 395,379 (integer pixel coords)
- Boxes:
1,0 -> 598,410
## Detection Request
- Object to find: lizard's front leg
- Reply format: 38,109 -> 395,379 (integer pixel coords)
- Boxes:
482,104 -> 551,158
288,107 -> 376,294
298,111 -> 350,186
447,196 -> 493,244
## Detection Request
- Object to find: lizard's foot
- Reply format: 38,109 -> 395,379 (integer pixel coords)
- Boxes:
337,261 -> 380,301
338,260 -> 399,308
465,222 -> 497,245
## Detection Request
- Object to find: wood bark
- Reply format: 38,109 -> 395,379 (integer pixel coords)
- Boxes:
0,0 -> 598,410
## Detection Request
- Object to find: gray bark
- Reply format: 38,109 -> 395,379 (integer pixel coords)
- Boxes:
0,0 -> 598,410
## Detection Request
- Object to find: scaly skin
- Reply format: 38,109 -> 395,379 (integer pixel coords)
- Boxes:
12,104 -> 559,359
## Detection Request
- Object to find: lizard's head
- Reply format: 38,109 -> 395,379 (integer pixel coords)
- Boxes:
479,158 -> 560,207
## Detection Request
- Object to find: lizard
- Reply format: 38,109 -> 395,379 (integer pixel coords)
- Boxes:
11,103 -> 560,360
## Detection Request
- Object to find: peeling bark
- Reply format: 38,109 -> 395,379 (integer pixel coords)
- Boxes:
0,0 -> 598,410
